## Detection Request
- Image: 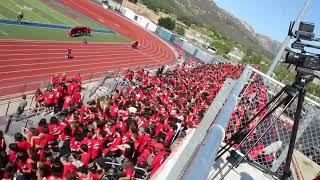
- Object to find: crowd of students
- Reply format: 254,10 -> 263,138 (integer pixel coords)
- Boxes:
0,62 -> 262,180
34,73 -> 82,115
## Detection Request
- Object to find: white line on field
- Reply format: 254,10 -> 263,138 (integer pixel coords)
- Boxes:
0,29 -> 8,37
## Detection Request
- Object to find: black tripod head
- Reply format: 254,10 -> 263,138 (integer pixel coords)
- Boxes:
293,68 -> 319,89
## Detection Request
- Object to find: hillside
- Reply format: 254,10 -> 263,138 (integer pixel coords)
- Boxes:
141,0 -> 281,58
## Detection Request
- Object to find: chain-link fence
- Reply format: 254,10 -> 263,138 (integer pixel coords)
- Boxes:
224,66 -> 320,178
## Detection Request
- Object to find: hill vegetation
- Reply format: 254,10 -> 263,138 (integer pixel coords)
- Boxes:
140,0 -> 280,59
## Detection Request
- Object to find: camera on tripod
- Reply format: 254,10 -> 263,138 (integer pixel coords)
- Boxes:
284,21 -> 320,71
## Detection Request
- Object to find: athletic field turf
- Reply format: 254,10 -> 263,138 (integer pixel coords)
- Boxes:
0,0 -> 129,42
0,24 -> 129,42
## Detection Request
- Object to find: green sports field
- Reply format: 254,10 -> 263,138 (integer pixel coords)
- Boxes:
0,24 -> 129,42
0,0 -> 129,42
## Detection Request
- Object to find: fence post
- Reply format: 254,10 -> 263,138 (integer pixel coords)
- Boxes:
5,116 -> 12,134
5,100 -> 11,116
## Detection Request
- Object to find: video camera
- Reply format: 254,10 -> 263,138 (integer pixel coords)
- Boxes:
284,21 -> 320,71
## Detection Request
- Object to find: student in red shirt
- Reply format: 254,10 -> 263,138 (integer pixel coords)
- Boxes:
14,133 -> 31,152
80,144 -> 91,166
8,143 -> 18,162
120,158 -> 135,180
60,73 -> 67,84
61,155 -> 77,177
44,90 -> 54,112
67,81 -> 74,95
149,143 -> 168,174
51,74 -> 59,87
53,89 -> 62,109
73,89 -> 81,104
63,94 -> 74,110
49,117 -> 61,138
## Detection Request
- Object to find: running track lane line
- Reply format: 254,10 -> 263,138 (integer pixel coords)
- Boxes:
0,60 -> 160,96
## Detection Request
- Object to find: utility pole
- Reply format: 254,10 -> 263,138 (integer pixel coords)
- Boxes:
266,0 -> 312,77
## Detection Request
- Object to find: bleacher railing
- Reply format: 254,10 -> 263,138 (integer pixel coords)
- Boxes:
224,66 -> 320,177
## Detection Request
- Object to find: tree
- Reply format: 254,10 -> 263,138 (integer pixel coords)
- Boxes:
158,17 -> 176,30
175,26 -> 185,36
210,41 -> 232,55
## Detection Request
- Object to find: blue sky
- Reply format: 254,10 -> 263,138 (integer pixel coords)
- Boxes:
214,0 -> 320,41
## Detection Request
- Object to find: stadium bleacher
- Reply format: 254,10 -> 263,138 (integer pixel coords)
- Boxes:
0,58 -> 270,179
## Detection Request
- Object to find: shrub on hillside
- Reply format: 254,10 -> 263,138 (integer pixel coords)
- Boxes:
158,17 -> 176,30
175,26 -> 185,36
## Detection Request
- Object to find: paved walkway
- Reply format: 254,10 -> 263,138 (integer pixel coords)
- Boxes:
0,19 -> 114,34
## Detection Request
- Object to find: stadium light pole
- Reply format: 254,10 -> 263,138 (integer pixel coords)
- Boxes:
266,0 -> 312,77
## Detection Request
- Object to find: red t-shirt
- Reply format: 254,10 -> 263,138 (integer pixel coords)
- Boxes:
137,148 -> 151,167
63,96 -> 74,109
150,151 -> 168,174
110,104 -> 119,117
60,75 -> 67,84
53,91 -> 61,105
73,91 -> 81,103
67,83 -> 74,95
81,138 -> 92,150
80,152 -> 91,166
137,134 -> 150,153
51,76 -> 58,86
40,133 -> 53,147
49,124 -> 59,134
73,82 -> 80,92
70,138 -> 80,151
16,141 -> 31,151
108,136 -> 122,150
63,163 -> 77,177
8,150 -> 16,162
90,139 -> 100,160
35,94 -> 44,103
44,92 -> 54,105
124,166 -> 135,180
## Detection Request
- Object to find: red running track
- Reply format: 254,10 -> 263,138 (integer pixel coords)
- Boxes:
0,0 -> 175,98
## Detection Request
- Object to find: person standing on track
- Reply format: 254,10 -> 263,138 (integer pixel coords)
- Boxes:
65,48 -> 72,59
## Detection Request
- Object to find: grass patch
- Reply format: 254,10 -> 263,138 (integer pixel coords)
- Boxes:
0,24 -> 129,42
0,0 -> 105,30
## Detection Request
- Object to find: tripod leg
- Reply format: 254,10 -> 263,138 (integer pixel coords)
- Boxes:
218,165 -> 234,180
211,159 -> 231,179
236,90 -> 288,149
216,89 -> 286,160
281,90 -> 306,180
215,142 -> 234,161
220,94 -> 298,179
